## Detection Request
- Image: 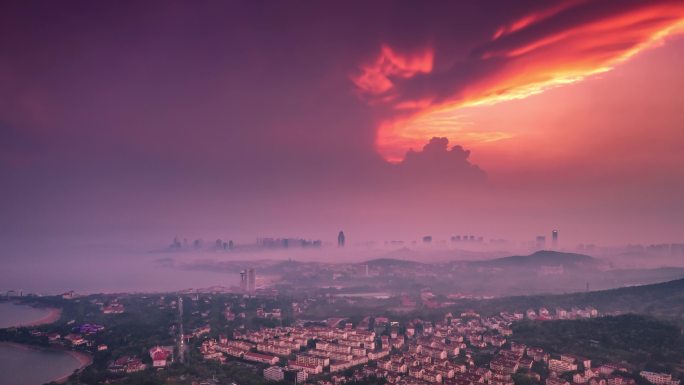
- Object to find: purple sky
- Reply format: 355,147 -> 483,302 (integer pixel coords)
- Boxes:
2,1 -> 684,248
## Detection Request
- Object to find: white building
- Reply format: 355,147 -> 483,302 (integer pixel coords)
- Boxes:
264,366 -> 285,381
640,371 -> 680,385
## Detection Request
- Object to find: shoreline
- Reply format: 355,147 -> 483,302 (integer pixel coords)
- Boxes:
16,306 -> 62,327
54,349 -> 93,383
0,341 -> 93,384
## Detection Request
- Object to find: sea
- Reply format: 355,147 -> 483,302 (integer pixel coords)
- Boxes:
0,342 -> 82,385
0,302 -> 52,328
0,303 -> 82,385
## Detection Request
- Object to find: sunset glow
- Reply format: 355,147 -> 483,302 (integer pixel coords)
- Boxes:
355,2 -> 684,162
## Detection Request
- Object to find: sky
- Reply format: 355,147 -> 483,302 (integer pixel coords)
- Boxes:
2,0 -> 684,249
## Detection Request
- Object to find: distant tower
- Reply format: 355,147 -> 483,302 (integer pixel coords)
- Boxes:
552,230 -> 559,249
536,236 -> 546,250
247,268 -> 256,294
338,231 -> 345,247
239,270 -> 247,292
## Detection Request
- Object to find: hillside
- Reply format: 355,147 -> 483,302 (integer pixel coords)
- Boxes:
511,314 -> 684,373
462,277 -> 684,322
365,257 -> 422,268
469,250 -> 599,269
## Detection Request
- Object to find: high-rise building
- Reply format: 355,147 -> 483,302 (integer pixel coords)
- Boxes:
552,229 -> 559,249
248,268 -> 256,294
338,231 -> 345,247
240,270 -> 247,292
536,236 -> 546,249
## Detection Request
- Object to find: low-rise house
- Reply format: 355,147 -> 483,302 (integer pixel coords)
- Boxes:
244,352 -> 279,365
103,303 -> 125,314
64,333 -> 86,346
149,346 -> 173,368
108,356 -> 146,373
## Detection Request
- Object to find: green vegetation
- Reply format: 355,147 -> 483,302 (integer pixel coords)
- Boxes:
463,278 -> 684,321
511,314 -> 684,373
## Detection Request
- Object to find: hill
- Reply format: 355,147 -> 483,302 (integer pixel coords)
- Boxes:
511,314 -> 684,373
462,277 -> 684,322
469,250 -> 599,269
365,256 -> 422,268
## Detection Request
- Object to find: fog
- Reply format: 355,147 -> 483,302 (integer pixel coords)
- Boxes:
3,233 -> 682,296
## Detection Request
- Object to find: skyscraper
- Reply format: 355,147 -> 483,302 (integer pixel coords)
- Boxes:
239,270 -> 247,292
552,230 -> 559,249
338,231 -> 345,247
536,236 -> 546,250
247,268 -> 256,294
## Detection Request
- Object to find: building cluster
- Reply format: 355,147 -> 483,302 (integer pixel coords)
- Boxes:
180,296 -> 677,385
256,237 -> 322,249
199,325 -> 385,379
358,313 -> 512,385
640,372 -> 681,385
102,301 -> 125,314
515,306 -> 599,321
29,322 -> 106,349
108,356 -> 146,373
106,345 -> 174,373
184,324 -> 211,341
257,307 -> 282,319
280,307 -> 649,385
240,268 -> 257,294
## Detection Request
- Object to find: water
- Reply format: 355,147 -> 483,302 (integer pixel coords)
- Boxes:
0,343 -> 82,385
0,302 -> 52,328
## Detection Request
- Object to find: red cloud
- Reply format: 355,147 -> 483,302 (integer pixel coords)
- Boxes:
354,0 -> 684,162
351,44 -> 433,97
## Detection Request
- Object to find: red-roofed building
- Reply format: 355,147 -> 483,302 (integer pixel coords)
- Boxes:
244,352 -> 280,365
149,346 -> 173,368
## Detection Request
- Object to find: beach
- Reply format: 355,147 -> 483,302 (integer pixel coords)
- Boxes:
17,307 -> 62,327
54,349 -> 93,383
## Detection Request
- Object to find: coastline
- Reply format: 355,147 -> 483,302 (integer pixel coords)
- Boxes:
54,349 -> 93,383
17,306 -> 62,327
0,341 -> 93,384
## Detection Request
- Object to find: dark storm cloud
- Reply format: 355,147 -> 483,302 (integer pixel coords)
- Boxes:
395,138 -> 485,184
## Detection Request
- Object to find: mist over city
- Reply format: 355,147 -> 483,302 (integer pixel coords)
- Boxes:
1,1 -> 684,385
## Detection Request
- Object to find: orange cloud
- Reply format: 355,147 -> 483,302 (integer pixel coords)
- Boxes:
492,0 -> 589,40
354,1 -> 684,162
